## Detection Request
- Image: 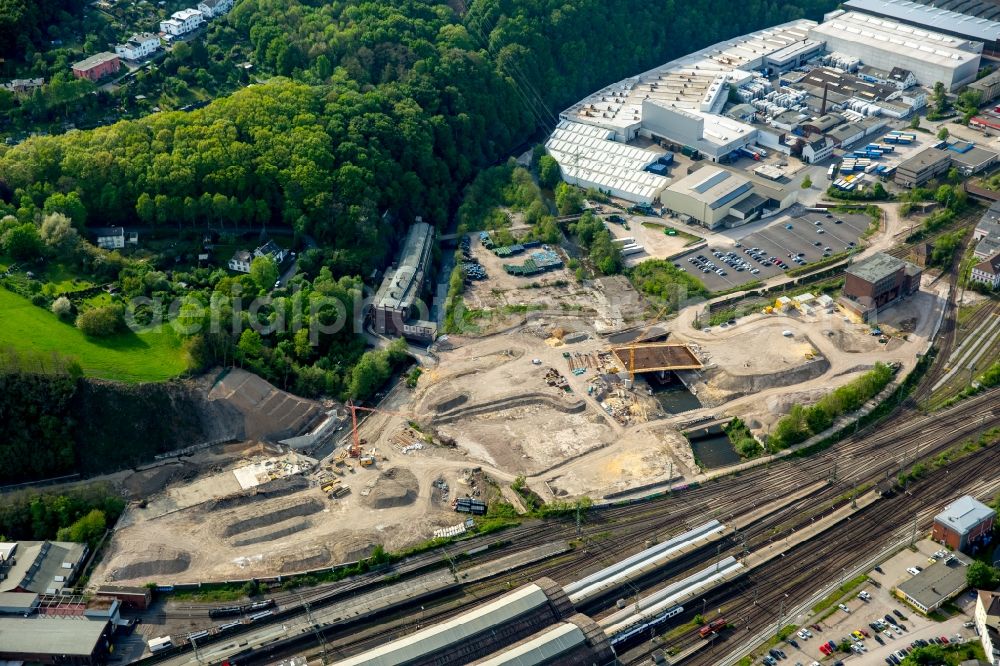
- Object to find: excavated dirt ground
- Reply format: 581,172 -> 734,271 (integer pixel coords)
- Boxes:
90,274 -> 945,585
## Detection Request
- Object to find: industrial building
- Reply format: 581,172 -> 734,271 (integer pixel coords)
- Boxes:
0,541 -> 88,595
946,142 -> 999,176
544,121 -> 670,203
661,165 -> 795,229
0,616 -> 113,665
841,252 -> 922,321
975,589 -> 1000,665
842,0 -> 1000,51
370,220 -> 437,343
932,494 -> 996,553
808,11 -> 982,90
896,553 -> 970,613
970,70 -> 1000,104
894,147 -> 953,187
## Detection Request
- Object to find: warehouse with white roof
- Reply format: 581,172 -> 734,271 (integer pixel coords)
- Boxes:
808,10 -> 982,90
544,121 -> 670,203
842,0 -> 1000,50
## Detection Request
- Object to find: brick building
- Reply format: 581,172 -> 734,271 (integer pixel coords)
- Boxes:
71,52 -> 120,82
840,252 -> 922,321
932,495 -> 996,554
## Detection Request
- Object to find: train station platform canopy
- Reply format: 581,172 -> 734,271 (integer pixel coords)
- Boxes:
610,343 -> 702,373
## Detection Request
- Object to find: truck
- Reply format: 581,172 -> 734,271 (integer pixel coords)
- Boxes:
827,164 -> 836,180
698,618 -> 727,638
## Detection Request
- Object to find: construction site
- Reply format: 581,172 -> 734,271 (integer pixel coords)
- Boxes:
86,249 -> 949,588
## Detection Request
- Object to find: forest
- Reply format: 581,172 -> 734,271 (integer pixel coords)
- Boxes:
0,0 -> 837,454
0,0 -> 79,59
0,0 -> 836,243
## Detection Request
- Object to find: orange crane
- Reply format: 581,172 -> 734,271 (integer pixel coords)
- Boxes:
345,401 -> 408,459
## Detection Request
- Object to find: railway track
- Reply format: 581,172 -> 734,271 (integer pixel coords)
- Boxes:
219,393 -> 998,665
620,434 -> 1000,665
152,366 -> 998,664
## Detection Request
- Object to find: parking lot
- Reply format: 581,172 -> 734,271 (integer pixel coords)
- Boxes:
765,538 -> 981,666
674,210 -> 873,292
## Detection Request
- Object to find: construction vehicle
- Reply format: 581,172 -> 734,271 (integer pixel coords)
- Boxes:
345,401 -> 408,458
359,454 -> 376,467
321,480 -> 339,493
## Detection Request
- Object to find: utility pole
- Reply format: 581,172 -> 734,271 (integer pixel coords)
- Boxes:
716,544 -> 722,572
300,595 -> 330,664
910,514 -> 918,546
776,596 -> 785,636
576,503 -> 582,536
442,546 -> 458,582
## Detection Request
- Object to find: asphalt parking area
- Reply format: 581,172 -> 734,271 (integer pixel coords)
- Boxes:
673,211 -> 872,293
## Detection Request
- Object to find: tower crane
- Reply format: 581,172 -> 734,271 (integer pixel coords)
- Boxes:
345,401 -> 408,461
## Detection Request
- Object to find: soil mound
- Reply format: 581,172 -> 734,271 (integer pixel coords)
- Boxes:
108,549 -> 191,581
231,520 -> 310,547
361,467 -> 418,509
222,499 -> 324,537
205,475 -> 310,512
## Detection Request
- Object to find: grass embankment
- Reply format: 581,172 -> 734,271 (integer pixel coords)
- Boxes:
0,288 -> 187,382
812,574 -> 869,617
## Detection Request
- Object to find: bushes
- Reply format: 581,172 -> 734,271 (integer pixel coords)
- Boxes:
725,417 -> 761,458
930,229 -> 964,268
52,296 -> 73,319
629,259 -> 708,311
770,363 -> 896,449
76,304 -> 125,337
569,211 -> 623,275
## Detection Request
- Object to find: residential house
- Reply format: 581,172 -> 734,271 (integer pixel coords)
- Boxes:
92,227 -> 138,250
254,239 -> 289,264
159,8 -> 203,36
71,53 -> 120,82
228,250 -> 253,273
858,65 -> 917,90
115,32 -> 160,61
197,0 -> 234,18
971,254 -> 1000,290
975,589 -> 1000,665
1,78 -> 44,96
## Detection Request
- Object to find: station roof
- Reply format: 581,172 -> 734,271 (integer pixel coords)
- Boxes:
334,583 -> 550,666
610,343 -> 702,373
474,622 -> 584,665
934,495 -> 996,534
844,0 -> 1000,42
808,12 -> 982,68
0,616 -> 108,656
545,121 -> 668,201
